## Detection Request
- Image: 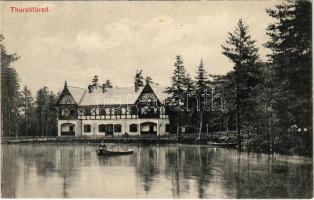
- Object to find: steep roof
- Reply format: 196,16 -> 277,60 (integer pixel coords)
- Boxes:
64,84 -> 169,106
67,86 -> 87,104
151,85 -> 169,102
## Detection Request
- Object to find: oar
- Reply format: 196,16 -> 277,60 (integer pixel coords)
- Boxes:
72,146 -> 99,161
89,146 -> 99,152
73,139 -> 106,160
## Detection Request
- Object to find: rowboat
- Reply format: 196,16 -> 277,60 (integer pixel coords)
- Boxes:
207,142 -> 238,148
96,148 -> 133,156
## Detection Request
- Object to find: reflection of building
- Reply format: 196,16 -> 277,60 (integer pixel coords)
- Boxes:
56,82 -> 170,136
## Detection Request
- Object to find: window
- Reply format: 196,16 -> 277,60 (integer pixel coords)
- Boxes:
99,124 -> 106,132
131,106 -> 138,115
78,108 -> 85,116
115,108 -> 122,115
105,124 -> 113,134
84,124 -> 91,132
105,108 -> 111,115
129,124 -> 138,132
91,107 -> 97,115
114,124 -> 122,132
165,124 -> 170,132
126,107 -> 131,114
99,107 -> 106,115
85,108 -> 91,115
62,108 -> 70,116
161,107 -> 165,114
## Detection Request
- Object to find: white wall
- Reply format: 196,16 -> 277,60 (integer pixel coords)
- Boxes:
81,118 -> 170,136
58,120 -> 81,136
58,118 -> 170,137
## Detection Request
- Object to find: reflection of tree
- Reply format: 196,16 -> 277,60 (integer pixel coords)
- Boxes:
2,144 -> 83,198
57,147 -> 77,198
3,144 -> 311,198
220,151 -> 313,198
193,146 -> 216,198
1,145 -> 20,197
136,146 -> 159,192
164,145 -> 217,198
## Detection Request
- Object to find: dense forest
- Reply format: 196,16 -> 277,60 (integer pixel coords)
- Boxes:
1,0 -> 312,155
165,0 -> 312,155
1,33 -> 59,137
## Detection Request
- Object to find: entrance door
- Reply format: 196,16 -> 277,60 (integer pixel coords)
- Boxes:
140,122 -> 157,135
61,123 -> 75,136
105,124 -> 113,135
149,124 -> 155,134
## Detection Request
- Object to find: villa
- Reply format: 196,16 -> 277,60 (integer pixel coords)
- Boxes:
56,81 -> 170,137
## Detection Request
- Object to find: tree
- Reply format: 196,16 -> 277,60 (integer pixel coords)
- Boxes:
184,73 -> 194,93
166,55 -> 190,137
19,86 -> 35,136
221,19 -> 262,149
134,70 -> 144,92
1,34 -> 20,137
35,87 -> 57,136
265,0 -> 312,154
166,55 -> 187,95
47,91 -> 58,136
36,87 -> 49,136
194,59 -> 210,139
195,59 -> 210,94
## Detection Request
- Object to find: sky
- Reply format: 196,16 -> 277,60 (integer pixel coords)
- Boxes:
2,0 -> 280,94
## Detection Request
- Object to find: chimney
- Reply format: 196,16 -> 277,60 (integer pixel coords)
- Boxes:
102,84 -> 106,93
88,85 -> 92,93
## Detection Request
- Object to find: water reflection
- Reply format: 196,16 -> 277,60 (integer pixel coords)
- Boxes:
1,144 -> 312,198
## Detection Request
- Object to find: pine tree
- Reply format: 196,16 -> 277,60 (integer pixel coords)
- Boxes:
134,70 -> 144,92
47,91 -> 58,136
184,73 -> 194,93
166,55 -> 189,137
36,87 -> 49,136
1,34 -> 20,137
34,87 -> 58,136
265,0 -> 312,154
19,86 -> 34,136
166,55 -> 187,95
195,59 -> 210,94
221,19 -> 262,149
194,59 -> 210,139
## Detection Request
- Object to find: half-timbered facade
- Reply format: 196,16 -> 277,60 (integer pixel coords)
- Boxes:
56,82 -> 170,136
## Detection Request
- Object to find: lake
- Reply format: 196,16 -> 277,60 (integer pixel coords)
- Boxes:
1,143 -> 312,198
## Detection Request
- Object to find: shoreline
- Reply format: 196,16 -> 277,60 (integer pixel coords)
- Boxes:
1,135 -> 211,145
2,136 -> 312,158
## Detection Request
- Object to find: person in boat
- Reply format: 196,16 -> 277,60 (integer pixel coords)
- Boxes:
98,141 -> 106,149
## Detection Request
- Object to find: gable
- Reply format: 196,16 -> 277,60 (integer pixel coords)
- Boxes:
135,83 -> 161,105
56,83 -> 81,106
59,94 -> 76,105
57,82 -> 169,106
